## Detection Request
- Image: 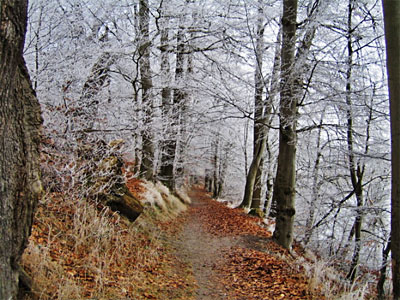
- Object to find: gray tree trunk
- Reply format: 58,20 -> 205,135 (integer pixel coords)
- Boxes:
272,0 -> 298,250
138,0 -> 154,181
252,26 -> 281,214
0,0 -> 43,298
158,2 -> 174,189
304,113 -> 324,245
241,0 -> 266,211
72,52 -> 115,135
377,240 -> 391,299
382,0 -> 400,298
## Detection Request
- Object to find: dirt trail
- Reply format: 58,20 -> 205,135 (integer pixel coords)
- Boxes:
172,189 -> 239,299
170,187 -> 323,300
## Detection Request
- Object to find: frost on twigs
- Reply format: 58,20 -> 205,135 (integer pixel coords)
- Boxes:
77,138 -> 143,221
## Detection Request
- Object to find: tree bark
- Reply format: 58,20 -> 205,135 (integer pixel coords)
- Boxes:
272,0 -> 298,250
377,240 -> 391,299
304,113 -> 324,245
72,52 -> 115,135
0,0 -> 43,298
252,26 -> 281,214
242,0 -> 265,211
138,0 -> 154,181
382,0 -> 400,298
158,2 -> 174,188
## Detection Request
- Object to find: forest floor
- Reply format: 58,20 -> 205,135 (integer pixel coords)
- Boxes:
23,180 -> 369,299
168,187 -> 325,300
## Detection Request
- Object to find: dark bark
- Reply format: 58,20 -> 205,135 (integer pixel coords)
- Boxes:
345,1 -> 365,282
0,0 -> 43,298
382,0 -> 400,298
377,240 -> 391,299
272,0 -> 318,249
272,0 -> 298,250
212,137 -> 219,198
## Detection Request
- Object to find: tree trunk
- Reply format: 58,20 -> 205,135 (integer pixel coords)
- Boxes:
252,155 -> 264,213
272,0 -> 298,250
345,1 -> 365,282
241,130 -> 267,209
71,52 -> 114,135
212,137 -> 220,198
382,0 -> 400,298
160,21 -> 186,190
263,139 -> 275,216
242,0 -> 265,210
138,0 -> 154,181
158,2 -> 174,189
0,0 -> 43,298
252,27 -> 281,215
304,113 -> 324,245
377,240 -> 391,299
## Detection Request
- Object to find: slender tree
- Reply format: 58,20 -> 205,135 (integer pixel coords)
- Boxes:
138,0 -> 154,181
0,0 -> 43,298
241,0 -> 267,211
345,0 -> 365,282
158,0 -> 174,188
382,0 -> 400,298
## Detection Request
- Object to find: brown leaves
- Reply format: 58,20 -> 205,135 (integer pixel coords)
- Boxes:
187,187 -> 325,300
219,247 -> 316,299
22,189 -> 197,299
23,183 -> 326,300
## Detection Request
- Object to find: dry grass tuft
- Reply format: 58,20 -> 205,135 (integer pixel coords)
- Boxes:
21,176 -> 191,299
296,252 -> 370,300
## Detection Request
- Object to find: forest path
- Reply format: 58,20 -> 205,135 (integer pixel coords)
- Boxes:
171,188 -> 238,299
169,186 -> 324,300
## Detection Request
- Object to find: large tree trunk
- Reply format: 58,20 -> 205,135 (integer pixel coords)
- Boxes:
0,0 -> 43,298
382,0 -> 400,298
272,0 -> 298,250
138,0 -> 154,181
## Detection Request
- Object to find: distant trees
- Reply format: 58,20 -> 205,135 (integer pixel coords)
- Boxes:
0,0 -> 42,298
22,0 -> 395,293
382,0 -> 400,298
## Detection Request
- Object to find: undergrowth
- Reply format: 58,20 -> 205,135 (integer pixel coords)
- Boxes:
21,180 -> 195,300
